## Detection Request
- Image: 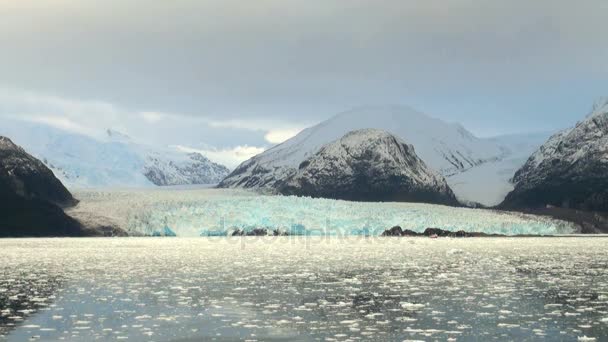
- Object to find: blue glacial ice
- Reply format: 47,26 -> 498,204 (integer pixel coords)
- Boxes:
72,189 -> 575,237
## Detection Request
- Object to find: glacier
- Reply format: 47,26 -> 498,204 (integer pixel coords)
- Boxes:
70,188 -> 575,237
0,119 -> 229,188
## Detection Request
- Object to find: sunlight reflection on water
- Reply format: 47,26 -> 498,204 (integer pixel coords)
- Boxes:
1,237 -> 607,341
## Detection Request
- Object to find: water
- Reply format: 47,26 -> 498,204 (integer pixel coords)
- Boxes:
70,189 -> 575,236
1,237 -> 607,341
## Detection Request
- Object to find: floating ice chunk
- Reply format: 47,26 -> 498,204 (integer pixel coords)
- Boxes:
401,302 -> 426,311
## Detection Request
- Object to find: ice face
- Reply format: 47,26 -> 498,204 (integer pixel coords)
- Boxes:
70,189 -> 574,237
1,238 -> 607,341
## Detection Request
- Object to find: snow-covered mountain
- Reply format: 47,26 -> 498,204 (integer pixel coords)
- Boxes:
501,98 -> 608,211
144,152 -> 229,186
275,129 -> 459,204
0,120 -> 230,188
219,105 -> 544,205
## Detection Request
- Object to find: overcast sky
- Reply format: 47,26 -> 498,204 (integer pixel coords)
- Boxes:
1,0 -> 607,166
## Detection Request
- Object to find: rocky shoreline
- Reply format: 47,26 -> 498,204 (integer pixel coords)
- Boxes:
230,228 -> 289,236
380,226 -> 546,238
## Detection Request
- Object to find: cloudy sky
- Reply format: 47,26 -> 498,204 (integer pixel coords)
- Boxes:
1,0 -> 607,166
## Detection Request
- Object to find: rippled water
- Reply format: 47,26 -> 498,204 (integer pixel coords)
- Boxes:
1,237 -> 607,341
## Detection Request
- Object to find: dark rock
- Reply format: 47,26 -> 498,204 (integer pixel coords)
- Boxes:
247,228 -> 271,236
381,226 -> 404,236
0,136 -> 85,237
380,226 -> 508,238
454,230 -> 468,237
0,195 -> 84,237
0,136 -> 76,207
231,228 -> 274,236
501,100 -> 608,214
231,228 -> 289,236
423,228 -> 451,237
272,229 -> 289,236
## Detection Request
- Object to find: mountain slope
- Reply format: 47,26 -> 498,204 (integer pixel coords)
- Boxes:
501,98 -> 608,211
219,106 -> 522,204
278,129 -> 459,205
0,136 -> 83,237
0,136 -> 76,207
0,120 -> 230,188
144,152 -> 229,186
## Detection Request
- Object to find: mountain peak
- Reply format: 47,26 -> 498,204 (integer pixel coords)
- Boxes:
340,127 -> 399,140
331,105 -> 429,123
0,136 -> 18,149
277,128 -> 458,204
220,105 -> 503,197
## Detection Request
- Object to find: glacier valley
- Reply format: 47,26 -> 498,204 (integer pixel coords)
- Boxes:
68,188 -> 575,237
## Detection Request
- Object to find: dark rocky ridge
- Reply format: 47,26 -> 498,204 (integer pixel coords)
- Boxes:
0,137 -> 82,236
501,100 -> 608,213
499,99 -> 608,232
380,226 -> 509,237
277,129 -> 460,205
231,228 -> 289,236
0,136 -> 76,208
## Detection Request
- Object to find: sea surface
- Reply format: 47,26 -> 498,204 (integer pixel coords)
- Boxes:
1,237 -> 607,341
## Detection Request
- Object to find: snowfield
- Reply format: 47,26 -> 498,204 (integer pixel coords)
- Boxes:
69,188 -> 575,237
0,120 -> 229,188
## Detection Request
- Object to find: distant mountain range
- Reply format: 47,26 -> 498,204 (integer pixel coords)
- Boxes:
0,120 -> 230,188
0,106 -> 552,207
3,98 -> 608,236
219,105 -> 549,206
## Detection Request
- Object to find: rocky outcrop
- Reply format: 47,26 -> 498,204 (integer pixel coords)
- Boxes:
0,136 -> 84,237
381,226 -> 507,237
277,129 -> 459,205
501,98 -> 608,212
0,136 -> 76,207
231,228 -> 289,236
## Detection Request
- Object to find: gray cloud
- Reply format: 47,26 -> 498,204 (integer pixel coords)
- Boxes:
0,0 -> 607,140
